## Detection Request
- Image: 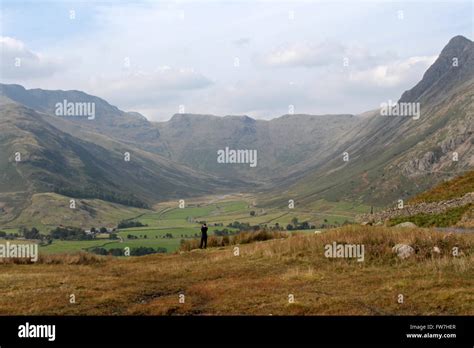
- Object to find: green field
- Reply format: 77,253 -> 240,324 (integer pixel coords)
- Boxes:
1,195 -> 363,255
39,240 -> 113,254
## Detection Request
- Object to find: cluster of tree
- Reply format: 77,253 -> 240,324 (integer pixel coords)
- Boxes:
315,220 -> 351,229
213,228 -> 238,237
272,223 -> 282,231
17,227 -> 53,244
90,246 -> 167,256
285,218 -> 316,231
117,220 -> 148,229
131,246 -> 167,256
163,233 -> 173,239
90,227 -> 114,233
227,221 -> 260,231
127,234 -> 139,239
91,248 -> 123,256
52,186 -> 149,209
20,227 -> 42,239
50,226 -> 92,241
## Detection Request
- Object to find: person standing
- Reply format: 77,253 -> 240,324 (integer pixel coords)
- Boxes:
200,223 -> 208,249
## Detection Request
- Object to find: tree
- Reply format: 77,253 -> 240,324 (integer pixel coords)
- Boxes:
100,227 -> 107,233
291,217 -> 299,226
117,220 -> 147,229
109,248 -> 124,256
250,210 -> 256,216
21,227 -> 42,240
300,221 -> 310,230
50,226 -> 90,240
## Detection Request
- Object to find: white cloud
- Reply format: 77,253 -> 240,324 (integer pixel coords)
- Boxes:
259,40 -> 401,70
0,36 -> 63,79
347,56 -> 437,88
260,41 -> 345,68
93,66 -> 213,109
1,0 -> 460,121
233,37 -> 251,46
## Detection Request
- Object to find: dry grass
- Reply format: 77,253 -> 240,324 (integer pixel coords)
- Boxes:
179,230 -> 288,251
409,170 -> 474,204
0,252 -> 106,265
0,225 -> 472,315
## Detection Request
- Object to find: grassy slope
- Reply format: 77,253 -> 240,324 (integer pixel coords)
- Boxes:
408,170 -> 474,204
3,192 -> 150,232
389,170 -> 474,228
389,204 -> 473,228
0,225 -> 472,315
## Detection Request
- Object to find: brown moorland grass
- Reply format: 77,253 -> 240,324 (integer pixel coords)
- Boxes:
408,170 -> 474,204
179,230 -> 288,251
0,225 -> 472,315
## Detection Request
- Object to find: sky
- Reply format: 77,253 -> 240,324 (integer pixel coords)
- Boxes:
0,0 -> 473,121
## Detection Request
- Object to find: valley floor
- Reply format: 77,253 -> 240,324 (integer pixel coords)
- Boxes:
0,225 -> 472,315
1,192 -> 368,255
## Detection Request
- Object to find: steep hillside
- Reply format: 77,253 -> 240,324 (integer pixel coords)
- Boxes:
0,83 -> 362,181
1,36 -> 472,212
263,35 -> 473,208
0,102 -> 242,225
155,113 -> 360,180
0,84 -> 170,155
2,192 -> 150,231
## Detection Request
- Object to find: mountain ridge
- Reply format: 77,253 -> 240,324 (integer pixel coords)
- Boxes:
0,35 -> 472,221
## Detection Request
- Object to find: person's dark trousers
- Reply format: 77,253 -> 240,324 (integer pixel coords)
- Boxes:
200,234 -> 207,249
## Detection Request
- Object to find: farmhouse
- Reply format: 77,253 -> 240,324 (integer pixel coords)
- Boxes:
85,227 -> 116,235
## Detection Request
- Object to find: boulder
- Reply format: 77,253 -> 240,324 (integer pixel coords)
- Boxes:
394,222 -> 417,228
392,244 -> 415,259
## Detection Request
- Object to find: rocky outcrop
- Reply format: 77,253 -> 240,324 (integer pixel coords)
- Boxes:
392,244 -> 415,259
356,192 -> 474,224
394,222 -> 418,228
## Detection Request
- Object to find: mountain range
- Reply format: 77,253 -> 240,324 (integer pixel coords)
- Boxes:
0,35 -> 472,226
